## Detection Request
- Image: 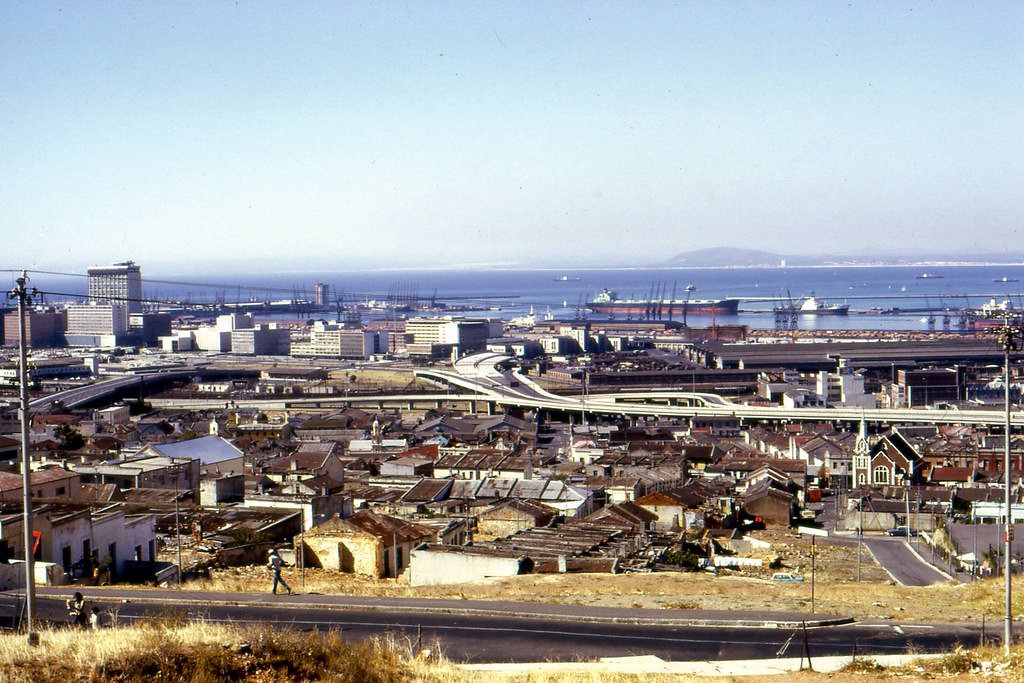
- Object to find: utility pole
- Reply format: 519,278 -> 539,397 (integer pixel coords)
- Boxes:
9,271 -> 38,644
857,496 -> 866,582
995,318 -> 1020,657
173,466 -> 182,586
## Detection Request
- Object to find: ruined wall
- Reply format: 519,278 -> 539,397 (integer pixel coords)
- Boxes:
476,511 -> 535,540
302,531 -> 382,576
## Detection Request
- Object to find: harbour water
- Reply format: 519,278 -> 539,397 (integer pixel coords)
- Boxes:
19,263 -> 1024,332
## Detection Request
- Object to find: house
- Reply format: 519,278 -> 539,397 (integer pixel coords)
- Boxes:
741,481 -> 795,526
301,510 -> 435,578
475,499 -> 557,540
586,501 -> 658,534
263,443 -> 345,484
634,490 -> 689,531
0,468 -> 81,504
140,435 -> 246,478
0,503 -> 157,582
241,475 -> 348,530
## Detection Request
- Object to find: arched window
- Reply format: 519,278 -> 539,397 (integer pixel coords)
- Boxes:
873,465 -> 889,484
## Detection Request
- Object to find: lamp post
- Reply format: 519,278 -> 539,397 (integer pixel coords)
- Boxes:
994,317 -> 1021,656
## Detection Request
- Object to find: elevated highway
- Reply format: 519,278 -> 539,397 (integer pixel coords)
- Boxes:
27,352 -> 1024,429
412,353 -> 1024,428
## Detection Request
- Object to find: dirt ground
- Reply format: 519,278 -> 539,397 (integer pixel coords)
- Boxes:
173,528 -> 1017,624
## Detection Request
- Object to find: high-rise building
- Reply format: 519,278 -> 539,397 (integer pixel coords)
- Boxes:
88,261 -> 143,314
315,282 -> 331,307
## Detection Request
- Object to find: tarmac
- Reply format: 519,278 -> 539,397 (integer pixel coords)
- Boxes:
36,585 -> 853,629
31,586 -> 951,676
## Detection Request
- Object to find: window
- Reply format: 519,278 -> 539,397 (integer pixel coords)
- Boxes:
873,465 -> 890,484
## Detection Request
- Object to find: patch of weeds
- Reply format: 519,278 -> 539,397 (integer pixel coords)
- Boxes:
664,600 -> 699,610
920,645 -> 977,675
839,658 -> 886,673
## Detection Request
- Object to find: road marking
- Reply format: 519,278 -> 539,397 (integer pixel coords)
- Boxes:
893,626 -> 904,634
118,613 -> 789,648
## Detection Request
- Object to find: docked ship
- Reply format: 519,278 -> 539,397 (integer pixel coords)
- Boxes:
774,295 -> 850,316
587,288 -> 740,316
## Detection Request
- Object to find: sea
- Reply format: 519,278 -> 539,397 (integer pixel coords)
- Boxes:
18,263 -> 1024,333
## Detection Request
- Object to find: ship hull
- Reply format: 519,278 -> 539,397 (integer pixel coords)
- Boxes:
588,298 -> 740,316
775,305 -> 850,316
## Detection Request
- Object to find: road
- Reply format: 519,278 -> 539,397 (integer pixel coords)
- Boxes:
860,536 -> 951,586
2,589 -> 986,664
414,352 -> 1024,427
817,528 -> 952,587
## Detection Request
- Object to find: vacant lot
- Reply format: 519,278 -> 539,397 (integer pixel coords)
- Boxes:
182,529 -> 1014,624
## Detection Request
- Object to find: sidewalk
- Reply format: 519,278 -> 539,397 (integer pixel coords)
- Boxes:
461,653 -> 940,676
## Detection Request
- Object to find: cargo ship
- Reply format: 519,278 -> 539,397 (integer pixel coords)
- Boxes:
587,288 -> 740,316
774,295 -> 850,316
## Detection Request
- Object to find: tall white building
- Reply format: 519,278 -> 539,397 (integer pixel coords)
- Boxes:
66,303 -> 129,336
88,261 -> 143,314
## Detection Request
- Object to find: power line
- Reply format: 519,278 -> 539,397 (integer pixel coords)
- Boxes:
8,270 -> 520,307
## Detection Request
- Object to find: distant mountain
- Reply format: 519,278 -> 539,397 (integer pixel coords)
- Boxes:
668,248 -> 789,267
667,247 -> 1024,267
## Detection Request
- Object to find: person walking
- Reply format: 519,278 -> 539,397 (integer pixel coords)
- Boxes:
268,548 -> 291,595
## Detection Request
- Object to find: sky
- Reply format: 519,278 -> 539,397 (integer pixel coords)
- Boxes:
1,2 -> 1021,274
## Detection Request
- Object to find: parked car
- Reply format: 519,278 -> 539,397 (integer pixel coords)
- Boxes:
771,572 -> 804,582
886,526 -> 919,537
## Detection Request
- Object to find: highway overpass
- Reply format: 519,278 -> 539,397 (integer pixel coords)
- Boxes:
24,352 -> 1024,429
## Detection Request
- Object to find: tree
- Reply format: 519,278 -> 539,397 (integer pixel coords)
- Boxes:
54,424 -> 85,451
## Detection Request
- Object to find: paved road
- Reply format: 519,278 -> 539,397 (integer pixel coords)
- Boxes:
822,533 -> 951,587
862,537 -> 951,586
2,588 -> 985,664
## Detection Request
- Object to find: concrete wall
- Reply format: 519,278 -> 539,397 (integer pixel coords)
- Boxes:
637,503 -> 684,531
0,561 -> 64,589
409,548 -> 522,586
200,474 -> 245,506
476,510 -> 539,540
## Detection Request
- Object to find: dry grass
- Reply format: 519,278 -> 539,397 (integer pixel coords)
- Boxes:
1,624 -> 1023,682
176,528 -> 1019,624
327,367 -> 425,391
0,622 -> 446,683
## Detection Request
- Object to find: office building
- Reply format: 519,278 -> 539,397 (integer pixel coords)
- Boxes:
88,261 -> 143,314
404,317 -> 495,358
65,302 -> 129,347
231,324 -> 291,355
291,322 -> 387,359
2,310 -> 64,347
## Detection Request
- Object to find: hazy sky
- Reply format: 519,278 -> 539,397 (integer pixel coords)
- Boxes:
2,2 -> 1021,273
